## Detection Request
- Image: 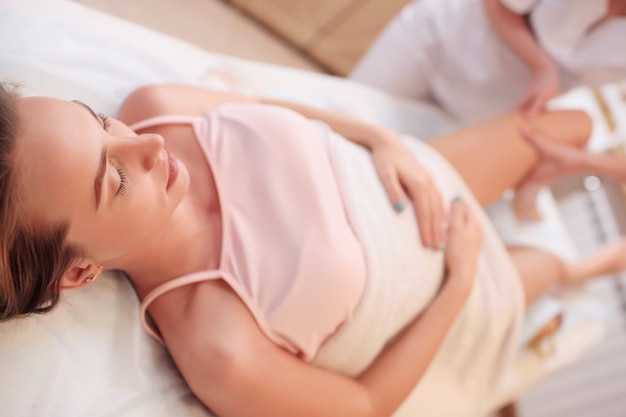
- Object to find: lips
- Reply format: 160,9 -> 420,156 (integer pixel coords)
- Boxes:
165,149 -> 179,190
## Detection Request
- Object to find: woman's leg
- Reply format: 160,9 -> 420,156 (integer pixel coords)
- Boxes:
429,110 -> 592,207
511,183 -> 545,221
507,246 -> 566,305
507,247 -> 568,347
509,238 -> 626,305
430,109 -> 609,343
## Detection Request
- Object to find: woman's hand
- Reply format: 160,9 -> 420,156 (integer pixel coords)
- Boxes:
518,65 -> 560,118
257,97 -> 446,248
443,197 -> 482,293
370,131 -> 446,250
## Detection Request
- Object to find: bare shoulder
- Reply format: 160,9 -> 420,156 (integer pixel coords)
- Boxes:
117,84 -> 259,126
153,279 -> 269,373
149,278 -> 297,413
116,84 -> 172,126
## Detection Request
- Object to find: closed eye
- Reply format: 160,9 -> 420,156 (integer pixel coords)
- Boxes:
114,164 -> 128,196
98,113 -> 111,131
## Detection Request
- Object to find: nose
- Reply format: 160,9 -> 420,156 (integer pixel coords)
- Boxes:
113,133 -> 164,171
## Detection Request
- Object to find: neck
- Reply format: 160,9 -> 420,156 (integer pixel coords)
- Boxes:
104,198 -> 221,299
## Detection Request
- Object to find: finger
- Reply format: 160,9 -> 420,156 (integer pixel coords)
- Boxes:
463,201 -> 476,229
464,203 -> 481,242
465,204 -> 483,242
399,171 -> 438,248
523,96 -> 543,119
378,166 -> 409,214
447,196 -> 463,234
429,186 -> 447,250
411,190 -> 434,248
518,126 -> 545,150
457,198 -> 471,227
517,92 -> 534,114
519,124 -> 535,140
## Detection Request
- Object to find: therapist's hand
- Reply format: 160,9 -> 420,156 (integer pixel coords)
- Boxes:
370,133 -> 446,250
516,125 -> 587,188
518,64 -> 560,118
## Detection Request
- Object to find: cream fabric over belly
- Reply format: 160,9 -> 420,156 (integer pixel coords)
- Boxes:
313,129 -> 525,417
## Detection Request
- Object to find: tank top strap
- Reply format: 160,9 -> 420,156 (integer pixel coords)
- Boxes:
140,269 -> 236,345
129,114 -> 201,132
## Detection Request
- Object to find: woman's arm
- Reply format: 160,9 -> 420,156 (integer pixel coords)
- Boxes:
483,0 -> 560,117
356,198 -> 481,413
119,84 -> 399,150
119,84 -> 446,249
117,84 -> 257,124
261,98 -> 446,249
121,84 -> 400,149
163,199 -> 480,417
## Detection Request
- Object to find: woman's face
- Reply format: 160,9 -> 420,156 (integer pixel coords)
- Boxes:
14,96 -> 190,264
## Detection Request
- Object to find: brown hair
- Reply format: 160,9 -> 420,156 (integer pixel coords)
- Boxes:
0,83 -> 82,321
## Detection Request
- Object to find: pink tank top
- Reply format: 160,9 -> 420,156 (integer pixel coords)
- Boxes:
133,103 -> 366,361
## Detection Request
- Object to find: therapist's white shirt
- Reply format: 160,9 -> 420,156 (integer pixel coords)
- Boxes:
358,0 -> 626,124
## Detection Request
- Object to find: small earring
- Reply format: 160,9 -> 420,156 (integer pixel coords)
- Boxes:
85,265 -> 104,283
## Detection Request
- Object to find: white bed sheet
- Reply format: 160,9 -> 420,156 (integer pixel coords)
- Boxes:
0,1 -> 610,416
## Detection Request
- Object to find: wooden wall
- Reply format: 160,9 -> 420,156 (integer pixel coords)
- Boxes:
227,0 -> 412,75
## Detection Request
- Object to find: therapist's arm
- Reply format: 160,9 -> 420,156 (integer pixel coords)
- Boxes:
483,0 -> 560,117
520,126 -> 626,186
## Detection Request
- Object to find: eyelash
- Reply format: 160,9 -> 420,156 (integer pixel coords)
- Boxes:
98,113 -> 111,130
115,165 -> 128,196
99,114 -> 125,196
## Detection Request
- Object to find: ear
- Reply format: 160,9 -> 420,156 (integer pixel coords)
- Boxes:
60,260 -> 104,290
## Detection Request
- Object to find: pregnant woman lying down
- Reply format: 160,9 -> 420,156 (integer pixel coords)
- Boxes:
1,83 -> 623,417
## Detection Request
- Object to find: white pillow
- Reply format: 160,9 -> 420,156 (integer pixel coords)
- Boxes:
1,272 -> 211,417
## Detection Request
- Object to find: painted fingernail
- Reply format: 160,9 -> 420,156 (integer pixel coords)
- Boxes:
452,195 -> 462,203
394,201 -> 405,212
439,242 -> 446,251
430,241 -> 436,250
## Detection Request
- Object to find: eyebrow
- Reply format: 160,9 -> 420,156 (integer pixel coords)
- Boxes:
72,100 -> 103,127
71,100 -> 107,209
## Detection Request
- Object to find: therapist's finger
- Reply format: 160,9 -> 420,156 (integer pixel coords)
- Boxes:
521,97 -> 540,118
